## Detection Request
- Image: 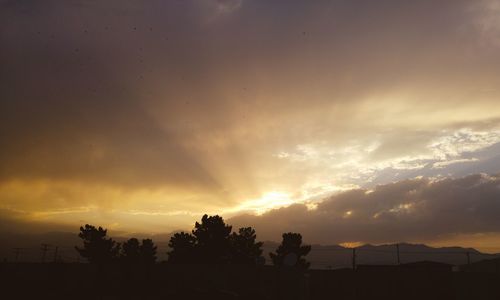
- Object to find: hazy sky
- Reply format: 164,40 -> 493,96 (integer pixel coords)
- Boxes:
1,0 -> 500,251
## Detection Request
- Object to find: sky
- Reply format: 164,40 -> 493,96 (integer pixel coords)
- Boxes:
1,0 -> 500,252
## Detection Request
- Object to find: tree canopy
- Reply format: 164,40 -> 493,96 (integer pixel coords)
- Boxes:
75,224 -> 120,264
121,238 -> 157,264
230,227 -> 264,264
140,239 -> 157,264
167,215 -> 264,265
192,214 -> 233,263
269,232 -> 311,269
76,217 -> 309,269
167,232 -> 197,263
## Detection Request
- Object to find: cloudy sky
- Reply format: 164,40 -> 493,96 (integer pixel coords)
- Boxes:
1,0 -> 500,251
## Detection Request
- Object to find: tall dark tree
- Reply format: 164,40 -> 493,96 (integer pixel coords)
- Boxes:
167,232 -> 197,263
75,224 -> 120,264
167,215 -> 264,265
121,238 -> 141,263
122,238 -> 158,264
269,232 -> 311,269
230,227 -> 264,264
192,214 -> 232,264
140,238 -> 157,264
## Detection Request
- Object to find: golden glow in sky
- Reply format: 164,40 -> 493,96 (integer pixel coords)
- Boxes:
227,192 -> 294,215
1,0 -> 500,251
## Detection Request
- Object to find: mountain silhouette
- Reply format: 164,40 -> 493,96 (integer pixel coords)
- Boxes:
261,241 -> 499,269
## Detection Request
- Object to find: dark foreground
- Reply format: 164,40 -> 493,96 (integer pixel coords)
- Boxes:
1,263 -> 499,300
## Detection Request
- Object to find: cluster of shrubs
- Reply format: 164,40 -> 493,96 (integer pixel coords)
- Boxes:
76,214 -> 311,269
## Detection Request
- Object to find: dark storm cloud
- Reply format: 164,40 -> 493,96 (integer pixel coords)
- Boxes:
230,174 -> 500,244
1,0 -> 498,188
0,0 -> 225,189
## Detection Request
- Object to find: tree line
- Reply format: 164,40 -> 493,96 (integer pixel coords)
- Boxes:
76,214 -> 311,269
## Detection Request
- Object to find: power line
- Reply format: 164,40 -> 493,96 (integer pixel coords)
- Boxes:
13,248 -> 22,262
40,243 -> 50,263
352,248 -> 356,270
396,244 -> 400,265
53,246 -> 59,263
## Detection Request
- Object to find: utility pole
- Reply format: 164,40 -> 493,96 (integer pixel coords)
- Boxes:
396,244 -> 401,265
13,248 -> 22,262
53,246 -> 59,263
41,243 -> 50,263
466,251 -> 471,265
352,248 -> 357,270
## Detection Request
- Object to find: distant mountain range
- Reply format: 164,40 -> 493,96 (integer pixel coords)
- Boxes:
262,242 -> 499,269
1,231 -> 498,268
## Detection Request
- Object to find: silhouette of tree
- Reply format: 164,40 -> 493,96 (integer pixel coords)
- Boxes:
167,215 -> 265,265
270,232 -> 311,269
121,238 -> 157,264
121,238 -> 141,263
192,214 -> 232,264
75,224 -> 120,264
140,238 -> 157,264
167,232 -> 197,263
230,227 -> 264,264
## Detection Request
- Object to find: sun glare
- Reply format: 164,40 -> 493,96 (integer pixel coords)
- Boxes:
228,191 -> 294,215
